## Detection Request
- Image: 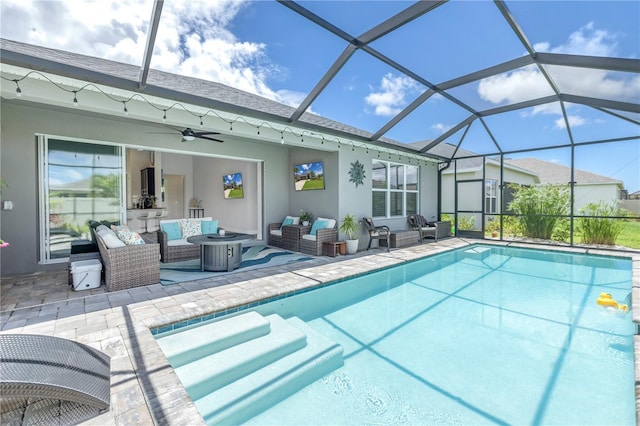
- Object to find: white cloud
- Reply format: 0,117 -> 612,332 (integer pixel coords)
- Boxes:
365,73 -> 421,116
0,0 -> 285,102
555,114 -> 586,129
432,123 -> 452,134
478,22 -> 639,108
477,65 -> 554,105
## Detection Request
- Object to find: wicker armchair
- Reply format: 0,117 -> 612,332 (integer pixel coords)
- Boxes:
267,222 -> 285,248
157,229 -> 200,263
299,220 -> 338,256
96,232 -> 160,291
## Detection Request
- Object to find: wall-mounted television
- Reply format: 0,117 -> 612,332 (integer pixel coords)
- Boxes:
293,161 -> 325,191
223,172 -> 244,199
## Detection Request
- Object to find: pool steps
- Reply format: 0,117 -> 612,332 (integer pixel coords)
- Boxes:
175,314 -> 308,400
156,311 -> 343,425
156,311 -> 271,368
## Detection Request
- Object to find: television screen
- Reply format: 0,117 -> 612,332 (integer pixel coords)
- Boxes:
223,172 -> 244,199
293,161 -> 325,191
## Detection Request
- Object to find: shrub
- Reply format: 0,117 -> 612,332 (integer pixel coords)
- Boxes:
577,202 -> 623,245
507,184 -> 570,239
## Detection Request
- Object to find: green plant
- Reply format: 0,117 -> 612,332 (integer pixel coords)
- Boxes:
486,218 -> 501,236
577,202 -> 623,245
507,183 -> 570,239
299,210 -> 313,223
457,215 -> 475,230
339,214 -> 360,240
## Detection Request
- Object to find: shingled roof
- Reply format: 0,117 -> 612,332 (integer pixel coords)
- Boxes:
504,158 -> 622,186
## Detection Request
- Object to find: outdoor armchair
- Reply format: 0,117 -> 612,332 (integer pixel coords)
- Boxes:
407,214 -> 438,242
362,217 -> 390,252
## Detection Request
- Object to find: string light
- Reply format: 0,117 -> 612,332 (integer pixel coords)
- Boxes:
5,70 -> 436,165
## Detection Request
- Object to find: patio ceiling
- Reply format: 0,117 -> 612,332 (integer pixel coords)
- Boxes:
0,0 -> 638,161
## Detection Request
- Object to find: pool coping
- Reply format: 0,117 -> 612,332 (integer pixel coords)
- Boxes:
2,238 -> 639,425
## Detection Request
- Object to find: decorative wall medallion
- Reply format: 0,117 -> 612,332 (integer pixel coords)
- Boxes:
349,160 -> 365,187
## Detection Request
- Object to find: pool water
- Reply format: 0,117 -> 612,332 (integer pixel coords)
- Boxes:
158,245 -> 634,425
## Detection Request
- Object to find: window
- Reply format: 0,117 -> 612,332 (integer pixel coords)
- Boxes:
485,179 -> 497,214
40,137 -> 123,262
372,160 -> 418,218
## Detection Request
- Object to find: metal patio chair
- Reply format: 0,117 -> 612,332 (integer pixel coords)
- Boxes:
362,217 -> 390,252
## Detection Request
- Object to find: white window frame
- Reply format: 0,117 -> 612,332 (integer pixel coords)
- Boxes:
372,160 -> 419,218
38,134 -> 126,264
485,179 -> 498,214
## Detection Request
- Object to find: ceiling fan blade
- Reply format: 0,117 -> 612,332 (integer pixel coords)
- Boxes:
194,131 -> 221,136
198,135 -> 224,143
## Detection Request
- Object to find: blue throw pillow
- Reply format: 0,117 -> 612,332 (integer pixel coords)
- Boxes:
280,217 -> 294,229
161,222 -> 182,241
201,219 -> 219,234
310,219 -> 328,236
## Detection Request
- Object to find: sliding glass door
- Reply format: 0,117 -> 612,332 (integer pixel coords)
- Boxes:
40,137 -> 124,261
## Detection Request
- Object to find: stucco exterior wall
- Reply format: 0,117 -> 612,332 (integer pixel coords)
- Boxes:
0,102 -> 287,275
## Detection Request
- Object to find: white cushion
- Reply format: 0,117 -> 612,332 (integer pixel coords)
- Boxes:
302,234 -> 317,242
316,217 -> 336,229
270,229 -> 282,237
116,229 -> 145,245
180,219 -> 203,238
167,239 -> 193,247
101,232 -> 126,248
285,216 -> 300,225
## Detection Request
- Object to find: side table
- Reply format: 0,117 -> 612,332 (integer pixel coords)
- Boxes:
322,241 -> 346,257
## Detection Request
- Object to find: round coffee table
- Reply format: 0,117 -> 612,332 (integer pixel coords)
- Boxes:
186,233 -> 254,272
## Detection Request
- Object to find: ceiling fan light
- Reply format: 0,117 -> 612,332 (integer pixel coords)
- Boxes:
183,135 -> 195,141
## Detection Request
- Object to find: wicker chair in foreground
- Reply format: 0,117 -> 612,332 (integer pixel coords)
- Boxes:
362,217 -> 390,252
95,230 -> 160,291
0,334 -> 110,423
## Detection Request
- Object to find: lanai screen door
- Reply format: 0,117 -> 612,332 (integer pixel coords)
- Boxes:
455,179 -> 483,238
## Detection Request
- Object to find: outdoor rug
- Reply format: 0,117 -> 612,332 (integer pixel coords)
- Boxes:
160,245 -> 312,285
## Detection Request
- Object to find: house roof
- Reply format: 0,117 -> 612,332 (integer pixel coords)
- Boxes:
504,158 -> 622,186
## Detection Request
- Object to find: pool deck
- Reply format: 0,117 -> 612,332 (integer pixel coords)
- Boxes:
1,238 -> 639,425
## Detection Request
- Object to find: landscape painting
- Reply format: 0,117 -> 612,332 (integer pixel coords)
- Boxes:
223,172 -> 244,199
293,161 -> 325,191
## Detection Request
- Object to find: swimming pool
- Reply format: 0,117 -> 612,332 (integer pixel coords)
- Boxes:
155,244 -> 634,425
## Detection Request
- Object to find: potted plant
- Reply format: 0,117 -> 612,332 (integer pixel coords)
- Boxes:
340,214 -> 360,254
300,210 -> 313,226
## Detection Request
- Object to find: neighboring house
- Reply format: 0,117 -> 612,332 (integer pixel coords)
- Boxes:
429,143 -> 625,218
504,158 -> 624,212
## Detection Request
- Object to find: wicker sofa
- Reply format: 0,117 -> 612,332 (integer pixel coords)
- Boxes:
94,226 -> 160,292
157,217 -> 219,263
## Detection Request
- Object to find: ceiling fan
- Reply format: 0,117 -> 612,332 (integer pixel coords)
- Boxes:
150,126 -> 224,143
178,128 -> 224,143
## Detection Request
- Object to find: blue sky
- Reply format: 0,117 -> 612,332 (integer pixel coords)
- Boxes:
1,1 -> 638,191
